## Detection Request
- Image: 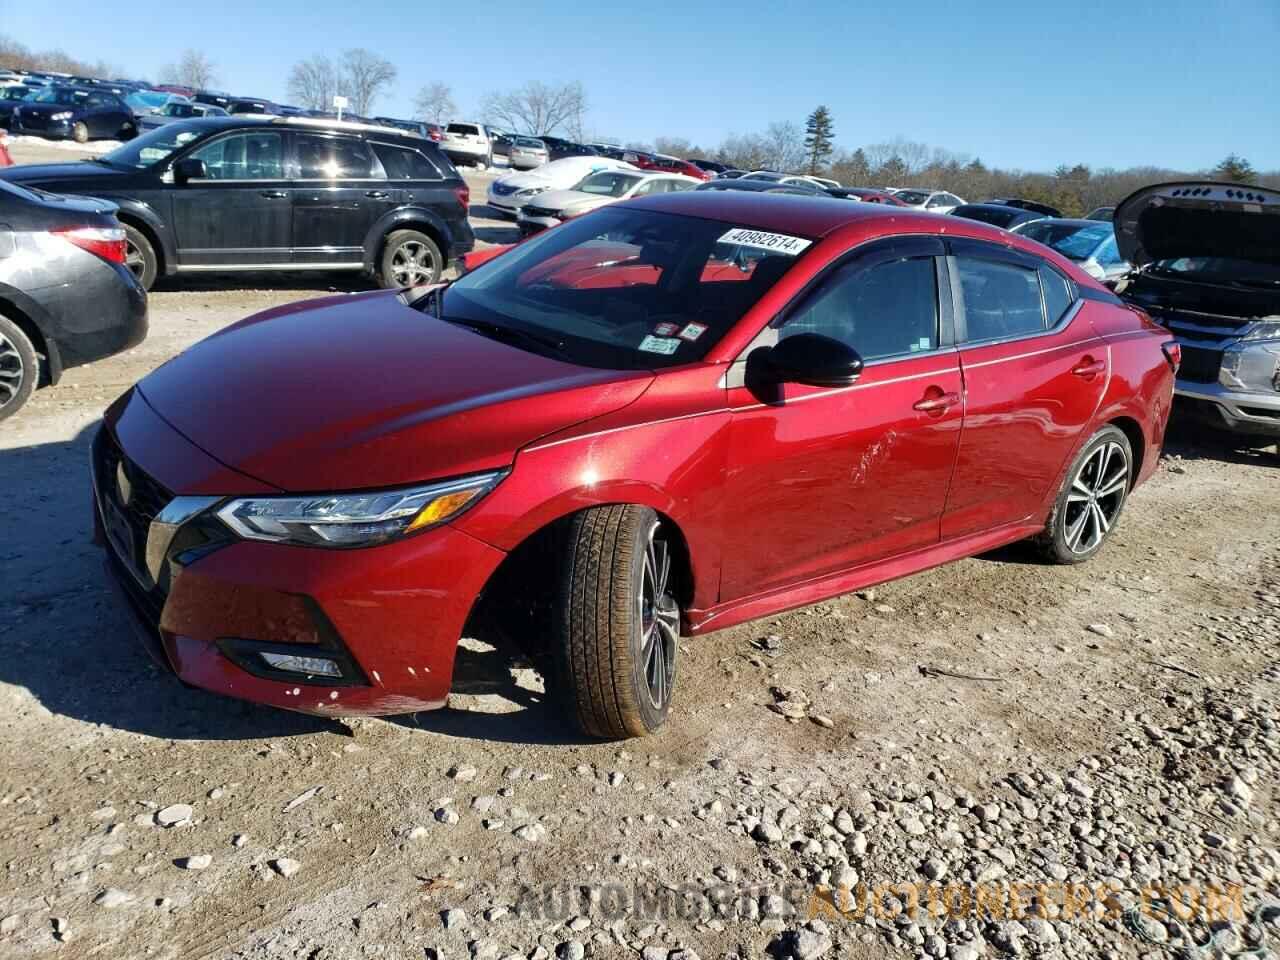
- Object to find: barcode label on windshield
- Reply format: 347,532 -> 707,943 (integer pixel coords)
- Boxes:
717,228 -> 812,256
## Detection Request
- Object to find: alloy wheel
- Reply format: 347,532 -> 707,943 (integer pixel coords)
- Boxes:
124,238 -> 146,281
389,240 -> 436,286
1063,440 -> 1128,554
0,329 -> 26,413
638,521 -> 679,710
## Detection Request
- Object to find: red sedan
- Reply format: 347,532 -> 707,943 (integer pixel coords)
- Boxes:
95,192 -> 1176,739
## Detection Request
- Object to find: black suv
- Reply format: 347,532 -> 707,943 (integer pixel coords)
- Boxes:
0,116 -> 475,290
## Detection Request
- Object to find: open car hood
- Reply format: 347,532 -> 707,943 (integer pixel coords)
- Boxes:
1114,181 -> 1280,268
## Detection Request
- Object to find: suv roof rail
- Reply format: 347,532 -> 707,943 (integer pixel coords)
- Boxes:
274,115 -> 423,138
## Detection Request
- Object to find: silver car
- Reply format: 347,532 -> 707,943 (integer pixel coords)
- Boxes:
1012,218 -> 1131,284
509,136 -> 549,170
892,189 -> 965,213
517,170 -> 700,234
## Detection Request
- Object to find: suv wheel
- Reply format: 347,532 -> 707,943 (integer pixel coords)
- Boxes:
379,230 -> 442,288
71,122 -> 89,144
122,224 -> 158,290
554,505 -> 681,739
0,314 -> 38,423
1037,425 -> 1132,564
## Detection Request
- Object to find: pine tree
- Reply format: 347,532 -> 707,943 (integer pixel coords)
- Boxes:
803,106 -> 835,175
1213,154 -> 1255,183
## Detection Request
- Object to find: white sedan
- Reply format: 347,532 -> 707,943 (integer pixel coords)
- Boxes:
891,189 -> 965,213
486,156 -> 637,217
517,170 -> 702,234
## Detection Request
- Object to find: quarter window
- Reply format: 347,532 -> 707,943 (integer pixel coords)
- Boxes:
296,135 -> 380,179
1040,266 -> 1074,325
372,143 -> 440,180
955,257 -> 1046,341
189,132 -> 285,180
779,256 -> 939,362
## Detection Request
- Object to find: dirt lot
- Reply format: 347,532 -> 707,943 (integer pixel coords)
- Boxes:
1,138 -> 1278,960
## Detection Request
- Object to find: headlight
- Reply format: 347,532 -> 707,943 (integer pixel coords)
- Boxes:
216,472 -> 505,548
50,111 -> 73,121
1219,341 -> 1280,394
1238,319 -> 1280,343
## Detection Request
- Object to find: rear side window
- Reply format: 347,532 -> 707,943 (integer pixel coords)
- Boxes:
372,143 -> 441,180
955,257 -> 1045,342
1040,267 -> 1074,325
780,256 -> 939,362
296,134 -> 380,179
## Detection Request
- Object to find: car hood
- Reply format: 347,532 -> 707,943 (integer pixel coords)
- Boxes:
0,160 -> 131,187
494,160 -> 635,192
1114,181 -> 1280,267
135,289 -> 653,493
528,189 -> 613,213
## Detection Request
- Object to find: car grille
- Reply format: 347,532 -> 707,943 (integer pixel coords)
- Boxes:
1177,345 -> 1223,384
491,182 -> 517,196
522,206 -> 557,219
93,426 -> 173,633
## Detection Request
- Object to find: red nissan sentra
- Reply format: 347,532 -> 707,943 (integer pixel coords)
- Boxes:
94,192 -> 1177,739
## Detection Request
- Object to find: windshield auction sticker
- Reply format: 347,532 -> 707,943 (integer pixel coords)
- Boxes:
638,335 -> 681,355
718,228 -> 812,256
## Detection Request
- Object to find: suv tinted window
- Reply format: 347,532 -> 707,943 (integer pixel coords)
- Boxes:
956,257 -> 1045,341
447,123 -> 480,136
371,142 -> 440,180
190,131 -> 284,180
1040,266 -> 1073,325
296,134 -> 380,178
780,256 -> 939,361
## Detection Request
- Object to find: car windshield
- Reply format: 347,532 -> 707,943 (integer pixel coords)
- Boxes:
1150,257 -> 1280,287
163,103 -> 199,117
743,172 -> 784,182
34,87 -> 90,105
574,171 -> 644,197
126,91 -> 169,111
98,121 -> 208,168
441,207 -> 812,370
952,206 -> 1021,227
1018,221 -> 1112,261
894,190 -> 930,205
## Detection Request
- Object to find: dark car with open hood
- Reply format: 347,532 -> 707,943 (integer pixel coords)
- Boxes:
1114,181 -> 1280,441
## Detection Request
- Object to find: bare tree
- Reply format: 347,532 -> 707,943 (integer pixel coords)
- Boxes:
413,82 -> 456,125
339,48 -> 396,116
160,49 -> 218,89
287,55 -> 339,111
762,121 -> 805,172
480,81 -> 587,136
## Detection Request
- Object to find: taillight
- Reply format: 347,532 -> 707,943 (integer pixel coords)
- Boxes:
1162,341 -> 1182,372
453,184 -> 470,210
54,225 -> 127,265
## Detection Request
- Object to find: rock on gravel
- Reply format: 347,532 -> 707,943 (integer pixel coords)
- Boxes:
156,804 -> 193,827
269,858 -> 301,878
93,888 -> 135,908
176,854 -> 212,870
442,907 -> 467,929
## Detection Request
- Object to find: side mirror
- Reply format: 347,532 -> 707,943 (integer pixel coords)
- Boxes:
760,333 -> 864,387
172,157 -> 206,182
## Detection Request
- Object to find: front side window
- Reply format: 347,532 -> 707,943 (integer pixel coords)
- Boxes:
442,207 -> 813,370
778,256 -> 939,362
296,134 -> 379,179
189,131 -> 284,180
955,256 -> 1046,342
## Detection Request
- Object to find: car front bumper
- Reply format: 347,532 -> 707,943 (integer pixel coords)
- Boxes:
94,394 -> 508,717
1173,380 -> 1280,438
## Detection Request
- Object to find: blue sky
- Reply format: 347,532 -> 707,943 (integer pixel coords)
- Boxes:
4,0 -> 1277,171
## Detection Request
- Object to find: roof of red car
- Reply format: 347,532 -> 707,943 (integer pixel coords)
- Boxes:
629,190 -> 955,239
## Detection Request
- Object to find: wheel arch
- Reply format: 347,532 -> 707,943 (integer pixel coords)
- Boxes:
1106,414 -> 1146,488
0,284 -> 62,384
363,208 -> 453,275
113,202 -> 172,275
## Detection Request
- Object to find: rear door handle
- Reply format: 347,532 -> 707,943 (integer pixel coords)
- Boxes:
913,390 -> 961,414
1071,356 -> 1107,379
365,190 -> 390,200
260,190 -> 288,199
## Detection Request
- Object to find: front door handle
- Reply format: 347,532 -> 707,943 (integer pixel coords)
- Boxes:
365,190 -> 390,200
1071,356 -> 1107,379
259,190 -> 288,199
913,388 -> 961,415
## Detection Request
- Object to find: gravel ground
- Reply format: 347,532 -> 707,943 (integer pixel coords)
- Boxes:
1,137 -> 1278,960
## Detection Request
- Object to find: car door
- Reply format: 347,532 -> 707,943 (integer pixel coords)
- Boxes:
170,129 -> 291,266
290,132 -> 394,266
942,239 -> 1108,539
719,237 -> 964,601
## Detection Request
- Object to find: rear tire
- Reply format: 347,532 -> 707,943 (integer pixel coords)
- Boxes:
122,223 -> 158,290
1037,425 -> 1133,564
71,121 -> 89,144
0,314 -> 38,424
553,505 -> 681,739
378,230 -> 442,288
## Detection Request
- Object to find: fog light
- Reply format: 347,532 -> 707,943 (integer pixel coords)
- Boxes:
259,652 -> 342,677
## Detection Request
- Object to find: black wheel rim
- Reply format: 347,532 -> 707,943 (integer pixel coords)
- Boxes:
389,240 -> 436,286
639,521 -> 679,710
0,330 -> 26,412
1064,440 -> 1128,554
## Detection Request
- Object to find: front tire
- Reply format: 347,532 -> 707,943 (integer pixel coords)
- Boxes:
122,223 -> 158,290
0,314 -> 38,423
378,230 -> 442,288
1037,425 -> 1133,564
554,505 -> 681,739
